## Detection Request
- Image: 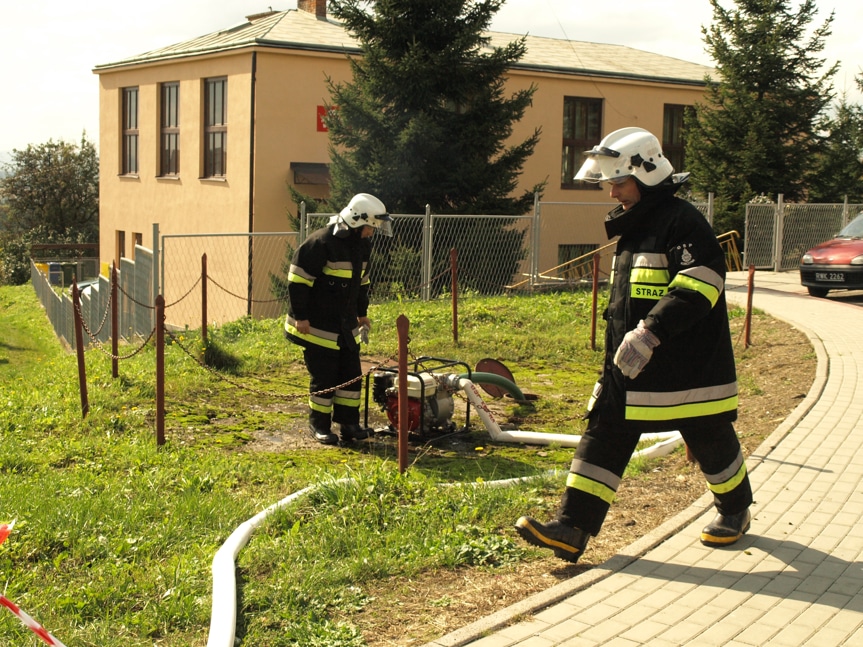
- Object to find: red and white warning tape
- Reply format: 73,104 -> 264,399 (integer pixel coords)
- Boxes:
0,522 -> 68,647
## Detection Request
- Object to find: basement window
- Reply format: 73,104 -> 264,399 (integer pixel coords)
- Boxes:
290,162 -> 330,185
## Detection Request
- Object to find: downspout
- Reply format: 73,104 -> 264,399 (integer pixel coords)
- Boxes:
247,51 -> 258,316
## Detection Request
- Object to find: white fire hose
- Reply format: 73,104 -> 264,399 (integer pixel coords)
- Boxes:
206,377 -> 683,646
443,374 -> 683,460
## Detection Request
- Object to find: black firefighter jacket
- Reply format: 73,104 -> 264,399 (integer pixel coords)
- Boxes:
284,225 -> 371,352
587,186 -> 738,432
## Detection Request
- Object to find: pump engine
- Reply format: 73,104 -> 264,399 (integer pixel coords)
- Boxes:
372,371 -> 456,435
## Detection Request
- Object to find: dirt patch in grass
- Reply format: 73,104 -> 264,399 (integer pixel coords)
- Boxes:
345,313 -> 817,646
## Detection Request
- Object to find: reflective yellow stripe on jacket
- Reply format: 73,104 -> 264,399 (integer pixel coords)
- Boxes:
669,266 -> 724,307
322,261 -> 354,279
627,254 -> 724,307
629,253 -> 669,300
284,318 -> 341,350
625,382 -> 738,421
287,264 -> 315,287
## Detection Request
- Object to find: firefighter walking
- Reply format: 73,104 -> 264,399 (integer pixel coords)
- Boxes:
516,127 -> 753,562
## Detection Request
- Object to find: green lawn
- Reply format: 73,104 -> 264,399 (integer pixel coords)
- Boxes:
0,283 -> 616,646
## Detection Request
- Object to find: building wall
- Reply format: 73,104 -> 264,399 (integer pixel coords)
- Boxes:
97,37 -> 708,308
98,53 -> 254,267
251,48 -> 353,234
506,69 -> 706,271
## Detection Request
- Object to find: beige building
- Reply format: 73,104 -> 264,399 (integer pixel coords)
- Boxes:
93,0 -> 712,313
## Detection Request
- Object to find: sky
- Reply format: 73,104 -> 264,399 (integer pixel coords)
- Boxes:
0,0 -> 860,159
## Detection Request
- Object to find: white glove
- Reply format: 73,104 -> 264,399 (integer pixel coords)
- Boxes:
613,320 -> 660,379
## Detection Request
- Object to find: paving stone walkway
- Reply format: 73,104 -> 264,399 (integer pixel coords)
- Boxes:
422,271 -> 863,647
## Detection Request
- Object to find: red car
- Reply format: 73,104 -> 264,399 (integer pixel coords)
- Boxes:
800,212 -> 863,297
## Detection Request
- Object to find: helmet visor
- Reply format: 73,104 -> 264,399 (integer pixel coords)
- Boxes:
373,215 -> 393,237
574,157 -> 631,184
574,157 -> 605,183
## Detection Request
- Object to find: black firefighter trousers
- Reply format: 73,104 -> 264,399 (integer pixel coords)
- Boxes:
557,421 -> 753,536
303,340 -> 362,432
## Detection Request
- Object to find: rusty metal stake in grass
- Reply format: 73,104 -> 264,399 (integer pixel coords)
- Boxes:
451,248 -> 458,345
202,253 -> 208,347
591,252 -> 600,351
111,262 -> 119,378
156,295 -> 165,446
744,264 -> 755,349
72,280 -> 89,419
397,314 -> 409,473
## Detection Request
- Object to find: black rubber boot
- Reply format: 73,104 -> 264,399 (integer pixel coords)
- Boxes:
700,508 -> 751,547
514,517 -> 590,563
340,423 -> 371,442
308,410 -> 338,446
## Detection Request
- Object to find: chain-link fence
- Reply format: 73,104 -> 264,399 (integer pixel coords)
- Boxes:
161,232 -> 297,330
50,194 -> 863,343
744,199 -> 863,270
156,212 -> 537,330
29,247 -> 156,350
301,210 -> 536,302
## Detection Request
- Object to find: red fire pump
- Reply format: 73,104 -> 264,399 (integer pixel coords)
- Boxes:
367,358 -> 472,436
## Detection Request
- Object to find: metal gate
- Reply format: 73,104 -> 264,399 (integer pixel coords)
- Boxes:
744,198 -> 863,271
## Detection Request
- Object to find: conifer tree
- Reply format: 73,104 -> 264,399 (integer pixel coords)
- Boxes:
324,0 -> 543,215
807,79 -> 863,204
323,0 -> 545,296
684,0 -> 837,234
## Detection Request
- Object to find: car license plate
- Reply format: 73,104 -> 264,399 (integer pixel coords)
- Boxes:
815,272 -> 845,282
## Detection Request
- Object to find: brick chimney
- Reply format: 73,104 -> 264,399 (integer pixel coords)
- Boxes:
297,0 -> 327,19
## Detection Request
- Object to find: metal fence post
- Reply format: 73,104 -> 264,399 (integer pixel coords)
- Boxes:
707,192 -> 714,228
422,205 -> 432,301
774,194 -> 784,272
531,192 -> 541,291
153,222 -> 161,307
300,201 -> 308,243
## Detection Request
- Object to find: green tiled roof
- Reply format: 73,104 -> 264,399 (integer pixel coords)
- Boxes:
94,8 -> 713,85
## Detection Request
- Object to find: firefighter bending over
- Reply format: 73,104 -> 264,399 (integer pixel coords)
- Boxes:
284,193 -> 392,445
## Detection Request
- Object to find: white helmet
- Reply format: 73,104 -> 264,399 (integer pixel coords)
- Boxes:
329,193 -> 392,236
574,127 -> 674,187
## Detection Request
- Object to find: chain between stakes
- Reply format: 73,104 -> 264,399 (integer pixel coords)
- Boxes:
82,285 -> 113,337
114,275 -> 202,310
75,300 -> 156,360
206,275 -> 286,304
163,275 -> 202,309
163,327 -> 400,400
115,283 -> 155,309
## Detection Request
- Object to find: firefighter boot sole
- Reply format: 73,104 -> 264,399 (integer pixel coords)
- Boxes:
514,516 -> 589,563
700,508 -> 751,547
